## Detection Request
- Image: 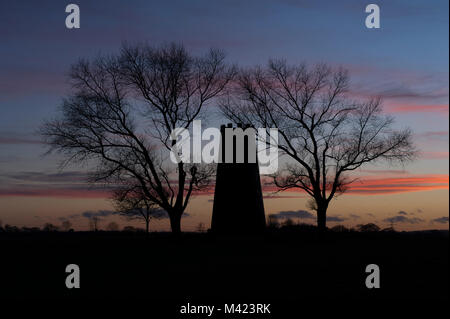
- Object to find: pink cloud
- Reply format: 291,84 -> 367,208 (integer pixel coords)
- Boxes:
421,151 -> 449,159
262,174 -> 449,196
0,188 -> 110,198
385,104 -> 449,114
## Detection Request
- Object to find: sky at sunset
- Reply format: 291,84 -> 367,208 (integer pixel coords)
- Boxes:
0,0 -> 448,231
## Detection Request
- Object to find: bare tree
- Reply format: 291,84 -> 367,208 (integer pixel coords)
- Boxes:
41,43 -> 234,234
196,222 -> 205,233
43,223 -> 59,232
267,215 -> 280,228
356,223 -> 380,232
220,60 -> 416,230
61,220 -> 73,231
106,221 -> 120,231
89,216 -> 100,231
112,183 -> 165,235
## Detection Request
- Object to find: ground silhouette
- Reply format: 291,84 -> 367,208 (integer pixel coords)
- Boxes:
0,226 -> 447,311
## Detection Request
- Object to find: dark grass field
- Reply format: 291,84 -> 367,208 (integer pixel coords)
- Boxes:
0,228 -> 448,314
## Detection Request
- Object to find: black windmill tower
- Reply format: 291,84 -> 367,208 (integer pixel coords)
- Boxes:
211,123 -> 266,234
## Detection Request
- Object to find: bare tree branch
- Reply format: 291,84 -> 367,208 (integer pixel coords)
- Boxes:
41,43 -> 235,234
220,61 -> 417,230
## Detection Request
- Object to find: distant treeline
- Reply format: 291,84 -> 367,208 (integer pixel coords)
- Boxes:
267,219 -> 395,233
0,220 -> 394,233
0,221 -> 144,233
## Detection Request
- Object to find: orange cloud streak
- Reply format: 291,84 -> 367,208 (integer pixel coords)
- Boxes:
345,174 -> 449,195
0,175 -> 447,198
262,174 -> 448,196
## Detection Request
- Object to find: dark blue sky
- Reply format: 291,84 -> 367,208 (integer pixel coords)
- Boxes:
0,0 -> 448,230
1,0 -> 448,162
1,0 -> 448,123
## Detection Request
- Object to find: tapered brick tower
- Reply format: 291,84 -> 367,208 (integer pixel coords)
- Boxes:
211,124 -> 266,234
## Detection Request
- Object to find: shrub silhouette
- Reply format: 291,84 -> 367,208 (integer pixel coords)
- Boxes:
356,223 -> 380,232
331,225 -> 350,232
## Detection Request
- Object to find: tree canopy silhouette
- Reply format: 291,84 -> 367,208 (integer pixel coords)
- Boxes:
112,182 -> 165,234
220,60 -> 416,230
41,43 -> 235,234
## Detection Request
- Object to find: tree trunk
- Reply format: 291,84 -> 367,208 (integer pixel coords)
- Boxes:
169,212 -> 182,235
145,218 -> 149,236
316,202 -> 328,231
